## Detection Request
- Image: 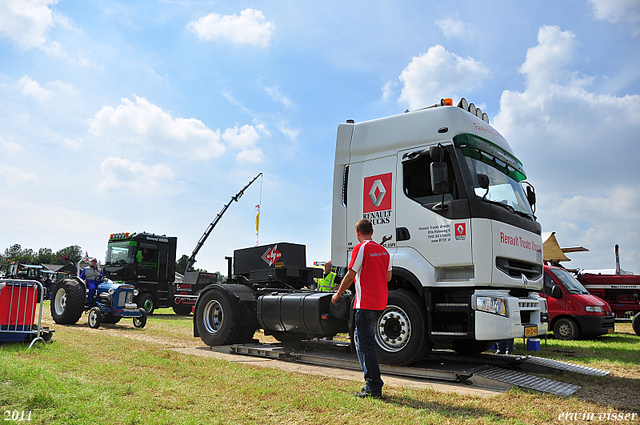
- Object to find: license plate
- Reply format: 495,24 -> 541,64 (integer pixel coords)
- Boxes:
525,326 -> 538,337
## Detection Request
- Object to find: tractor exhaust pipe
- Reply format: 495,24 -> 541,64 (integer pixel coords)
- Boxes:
615,244 -> 620,276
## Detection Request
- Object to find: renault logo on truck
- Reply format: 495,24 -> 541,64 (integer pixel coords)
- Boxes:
363,173 -> 393,213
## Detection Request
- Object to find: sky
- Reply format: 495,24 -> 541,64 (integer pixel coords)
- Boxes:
1,0 -> 639,275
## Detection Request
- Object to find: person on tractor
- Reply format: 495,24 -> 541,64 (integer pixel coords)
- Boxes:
80,259 -> 103,306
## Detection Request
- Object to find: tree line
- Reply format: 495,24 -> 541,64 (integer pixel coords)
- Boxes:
1,244 -> 84,272
1,244 -> 223,280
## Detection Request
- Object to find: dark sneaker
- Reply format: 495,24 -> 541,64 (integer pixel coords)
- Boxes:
354,391 -> 382,399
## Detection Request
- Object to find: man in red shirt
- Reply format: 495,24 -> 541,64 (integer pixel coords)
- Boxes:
332,219 -> 392,399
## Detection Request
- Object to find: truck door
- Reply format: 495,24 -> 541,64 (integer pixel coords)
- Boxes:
544,271 -> 566,317
395,147 -> 472,272
346,156 -> 397,260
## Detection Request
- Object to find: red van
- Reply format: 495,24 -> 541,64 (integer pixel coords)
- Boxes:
542,265 -> 615,340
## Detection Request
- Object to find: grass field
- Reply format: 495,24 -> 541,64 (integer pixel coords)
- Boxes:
1,305 -> 639,425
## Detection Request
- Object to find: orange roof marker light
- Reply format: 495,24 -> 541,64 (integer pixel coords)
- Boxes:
440,98 -> 453,106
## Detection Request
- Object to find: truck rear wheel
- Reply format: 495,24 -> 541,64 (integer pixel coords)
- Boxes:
50,279 -> 85,324
554,317 -> 580,340
375,290 -> 430,366
195,289 -> 245,346
632,313 -> 640,337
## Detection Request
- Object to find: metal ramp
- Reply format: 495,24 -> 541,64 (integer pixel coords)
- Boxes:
468,366 -> 581,396
228,342 -> 608,396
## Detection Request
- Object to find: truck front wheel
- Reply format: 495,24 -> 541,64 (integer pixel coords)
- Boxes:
375,290 -> 430,366
137,293 -> 155,315
50,279 -> 85,324
554,317 -> 580,340
195,289 -> 244,346
632,313 -> 640,337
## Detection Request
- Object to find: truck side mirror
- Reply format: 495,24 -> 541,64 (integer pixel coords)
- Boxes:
430,162 -> 449,194
526,185 -> 536,207
477,173 -> 490,200
429,145 -> 443,161
477,173 -> 489,190
552,285 -> 562,299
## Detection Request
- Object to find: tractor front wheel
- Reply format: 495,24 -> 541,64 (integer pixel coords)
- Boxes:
88,307 -> 102,329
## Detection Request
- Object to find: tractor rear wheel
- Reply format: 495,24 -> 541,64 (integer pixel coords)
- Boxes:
50,279 -> 85,324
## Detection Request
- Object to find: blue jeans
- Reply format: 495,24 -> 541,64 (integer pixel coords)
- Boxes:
86,281 -> 98,304
354,309 -> 383,394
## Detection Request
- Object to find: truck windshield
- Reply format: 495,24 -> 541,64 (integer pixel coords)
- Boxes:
550,268 -> 590,294
106,244 -> 135,264
455,134 -> 533,218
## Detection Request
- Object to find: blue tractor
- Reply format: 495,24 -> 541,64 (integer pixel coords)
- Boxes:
50,276 -> 147,329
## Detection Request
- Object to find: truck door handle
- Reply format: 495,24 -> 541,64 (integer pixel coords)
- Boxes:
396,227 -> 411,241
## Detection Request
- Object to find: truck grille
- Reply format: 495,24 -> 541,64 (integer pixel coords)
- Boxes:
118,292 -> 127,306
496,257 -> 542,280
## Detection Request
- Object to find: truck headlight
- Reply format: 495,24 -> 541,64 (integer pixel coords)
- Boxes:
108,288 -> 115,295
586,306 -> 603,313
476,296 -> 507,316
538,297 -> 548,314
134,289 -> 139,296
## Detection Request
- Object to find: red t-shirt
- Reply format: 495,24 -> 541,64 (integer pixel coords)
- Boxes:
348,240 -> 391,310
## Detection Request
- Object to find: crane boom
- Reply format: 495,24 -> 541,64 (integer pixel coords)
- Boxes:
185,173 -> 262,273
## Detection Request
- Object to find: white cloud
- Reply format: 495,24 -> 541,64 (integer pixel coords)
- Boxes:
88,95 -> 225,160
222,124 -> 260,150
187,8 -> 275,47
235,147 -> 264,163
0,0 -> 58,49
222,124 -> 266,163
276,122 -> 300,141
264,86 -> 293,108
0,136 -> 24,153
398,45 -> 491,110
589,0 -> 640,25
436,17 -> 472,39
18,75 -> 54,101
0,165 -> 38,186
493,25 -> 640,272
99,157 -> 177,194
381,81 -> 396,102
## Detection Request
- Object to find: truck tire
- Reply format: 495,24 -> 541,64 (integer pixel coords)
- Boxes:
172,305 -> 193,316
375,290 -> 430,366
632,313 -> 640,337
553,317 -> 580,340
195,288 -> 244,346
88,307 -> 102,329
50,279 -> 85,325
137,293 -> 155,315
452,340 -> 496,355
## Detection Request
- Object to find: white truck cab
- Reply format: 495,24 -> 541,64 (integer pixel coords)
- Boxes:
331,99 -> 548,364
